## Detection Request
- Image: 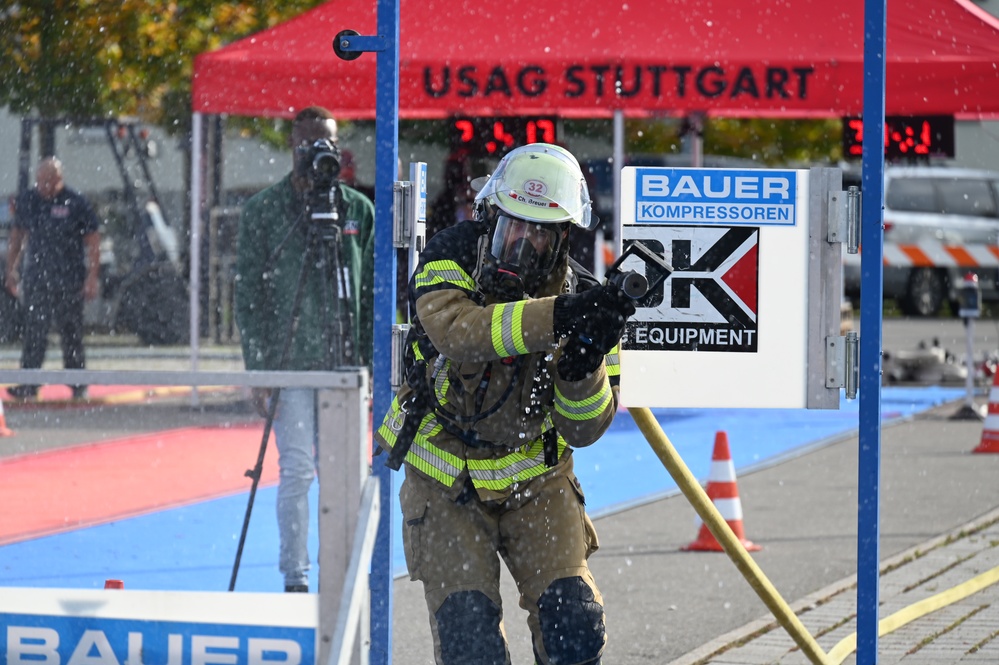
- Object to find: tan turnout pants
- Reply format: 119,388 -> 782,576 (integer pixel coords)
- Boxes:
399,457 -> 605,665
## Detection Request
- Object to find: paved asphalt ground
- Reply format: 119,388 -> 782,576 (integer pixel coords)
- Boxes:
3,316 -> 999,664
390,401 -> 999,665
388,314 -> 999,664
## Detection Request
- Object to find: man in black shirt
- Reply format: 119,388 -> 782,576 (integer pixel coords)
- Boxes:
5,157 -> 100,401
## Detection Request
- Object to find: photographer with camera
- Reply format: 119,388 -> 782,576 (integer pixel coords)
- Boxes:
374,143 -> 635,664
234,106 -> 374,593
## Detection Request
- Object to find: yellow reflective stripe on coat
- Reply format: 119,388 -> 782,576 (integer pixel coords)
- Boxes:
433,358 -> 452,407
413,259 -> 476,291
405,427 -> 464,486
490,300 -> 529,357
555,378 -> 612,421
375,395 -> 407,447
604,344 -> 621,378
376,396 -> 462,486
466,435 -> 568,491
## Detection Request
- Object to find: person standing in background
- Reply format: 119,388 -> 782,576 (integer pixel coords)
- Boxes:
5,157 -> 100,401
235,106 -> 375,592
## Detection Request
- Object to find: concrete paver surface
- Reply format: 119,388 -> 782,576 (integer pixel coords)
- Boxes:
391,401 -> 999,665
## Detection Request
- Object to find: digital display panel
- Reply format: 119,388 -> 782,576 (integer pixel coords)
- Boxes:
449,116 -> 560,155
842,115 -> 955,158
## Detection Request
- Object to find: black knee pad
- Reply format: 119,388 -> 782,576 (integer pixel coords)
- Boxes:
435,590 -> 508,665
536,576 -> 606,665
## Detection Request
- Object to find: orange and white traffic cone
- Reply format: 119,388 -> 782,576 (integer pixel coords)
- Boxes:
0,397 -> 13,437
974,372 -> 999,454
683,431 -> 760,552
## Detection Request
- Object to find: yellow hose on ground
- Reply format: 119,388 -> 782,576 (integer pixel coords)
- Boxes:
627,406 -> 833,665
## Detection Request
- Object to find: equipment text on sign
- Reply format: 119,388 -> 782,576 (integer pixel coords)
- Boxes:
620,226 -> 760,353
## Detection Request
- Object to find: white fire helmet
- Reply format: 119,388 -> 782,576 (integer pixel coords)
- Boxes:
474,143 -> 595,299
474,143 -> 595,229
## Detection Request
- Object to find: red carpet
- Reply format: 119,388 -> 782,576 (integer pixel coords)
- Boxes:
0,425 -> 277,546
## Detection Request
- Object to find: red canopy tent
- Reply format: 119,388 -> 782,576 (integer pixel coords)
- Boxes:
192,0 -> 999,119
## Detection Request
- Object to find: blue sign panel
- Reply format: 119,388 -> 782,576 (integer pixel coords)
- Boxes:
3,614 -> 315,665
634,168 -> 797,226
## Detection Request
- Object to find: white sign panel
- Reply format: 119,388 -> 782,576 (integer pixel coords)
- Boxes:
409,161 -> 428,222
618,167 -> 811,409
409,162 -> 428,269
0,588 -> 317,665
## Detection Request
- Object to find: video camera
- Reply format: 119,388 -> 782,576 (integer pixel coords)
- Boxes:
302,138 -> 341,189
296,138 -> 341,187
296,139 -> 343,228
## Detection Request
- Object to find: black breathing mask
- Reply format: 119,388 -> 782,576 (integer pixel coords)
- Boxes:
479,213 -> 565,301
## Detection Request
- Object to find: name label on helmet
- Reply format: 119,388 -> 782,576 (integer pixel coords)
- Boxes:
506,190 -> 558,209
636,168 -> 797,226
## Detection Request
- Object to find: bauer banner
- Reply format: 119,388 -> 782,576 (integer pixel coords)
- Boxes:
0,587 -> 318,665
617,167 -> 822,409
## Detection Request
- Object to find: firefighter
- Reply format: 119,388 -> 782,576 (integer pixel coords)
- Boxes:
375,143 -> 635,665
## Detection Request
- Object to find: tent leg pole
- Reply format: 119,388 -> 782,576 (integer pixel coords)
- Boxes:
612,109 -> 624,258
189,112 -> 203,396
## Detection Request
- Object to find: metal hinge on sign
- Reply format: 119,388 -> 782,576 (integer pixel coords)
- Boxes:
393,181 -> 413,248
828,186 -> 861,254
826,331 -> 860,399
390,324 -> 410,392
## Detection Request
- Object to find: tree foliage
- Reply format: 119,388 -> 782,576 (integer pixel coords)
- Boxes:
0,1 -> 844,162
624,116 -> 843,165
0,0 -> 325,133
705,118 -> 843,165
566,116 -> 842,165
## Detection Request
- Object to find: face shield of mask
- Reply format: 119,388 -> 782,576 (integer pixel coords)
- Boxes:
489,215 -> 563,278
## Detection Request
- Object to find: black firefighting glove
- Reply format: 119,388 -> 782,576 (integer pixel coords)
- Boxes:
553,284 -> 637,354
557,337 -> 606,381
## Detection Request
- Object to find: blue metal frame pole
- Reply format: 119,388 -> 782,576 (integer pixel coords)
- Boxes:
858,0 -> 886,662
370,0 -> 400,662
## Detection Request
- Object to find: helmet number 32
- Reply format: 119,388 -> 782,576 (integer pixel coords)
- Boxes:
524,179 -> 548,197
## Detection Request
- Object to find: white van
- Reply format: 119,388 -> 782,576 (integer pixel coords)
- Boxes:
843,166 -> 999,316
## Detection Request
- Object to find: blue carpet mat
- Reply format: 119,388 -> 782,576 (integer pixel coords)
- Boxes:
0,387 -> 964,592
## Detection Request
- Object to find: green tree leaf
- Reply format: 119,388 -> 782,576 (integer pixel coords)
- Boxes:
0,1 -> 326,135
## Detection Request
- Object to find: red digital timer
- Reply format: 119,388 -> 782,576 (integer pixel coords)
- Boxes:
450,117 -> 559,155
842,115 -> 955,159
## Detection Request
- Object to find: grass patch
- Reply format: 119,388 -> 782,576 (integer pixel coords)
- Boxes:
902,552 -> 976,594
687,621 -> 780,665
967,620 -> 999,655
907,604 -> 989,655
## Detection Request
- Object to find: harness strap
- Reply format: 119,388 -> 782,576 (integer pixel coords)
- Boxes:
384,357 -> 431,470
431,355 -> 525,425
542,427 -> 560,467
384,397 -> 420,470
